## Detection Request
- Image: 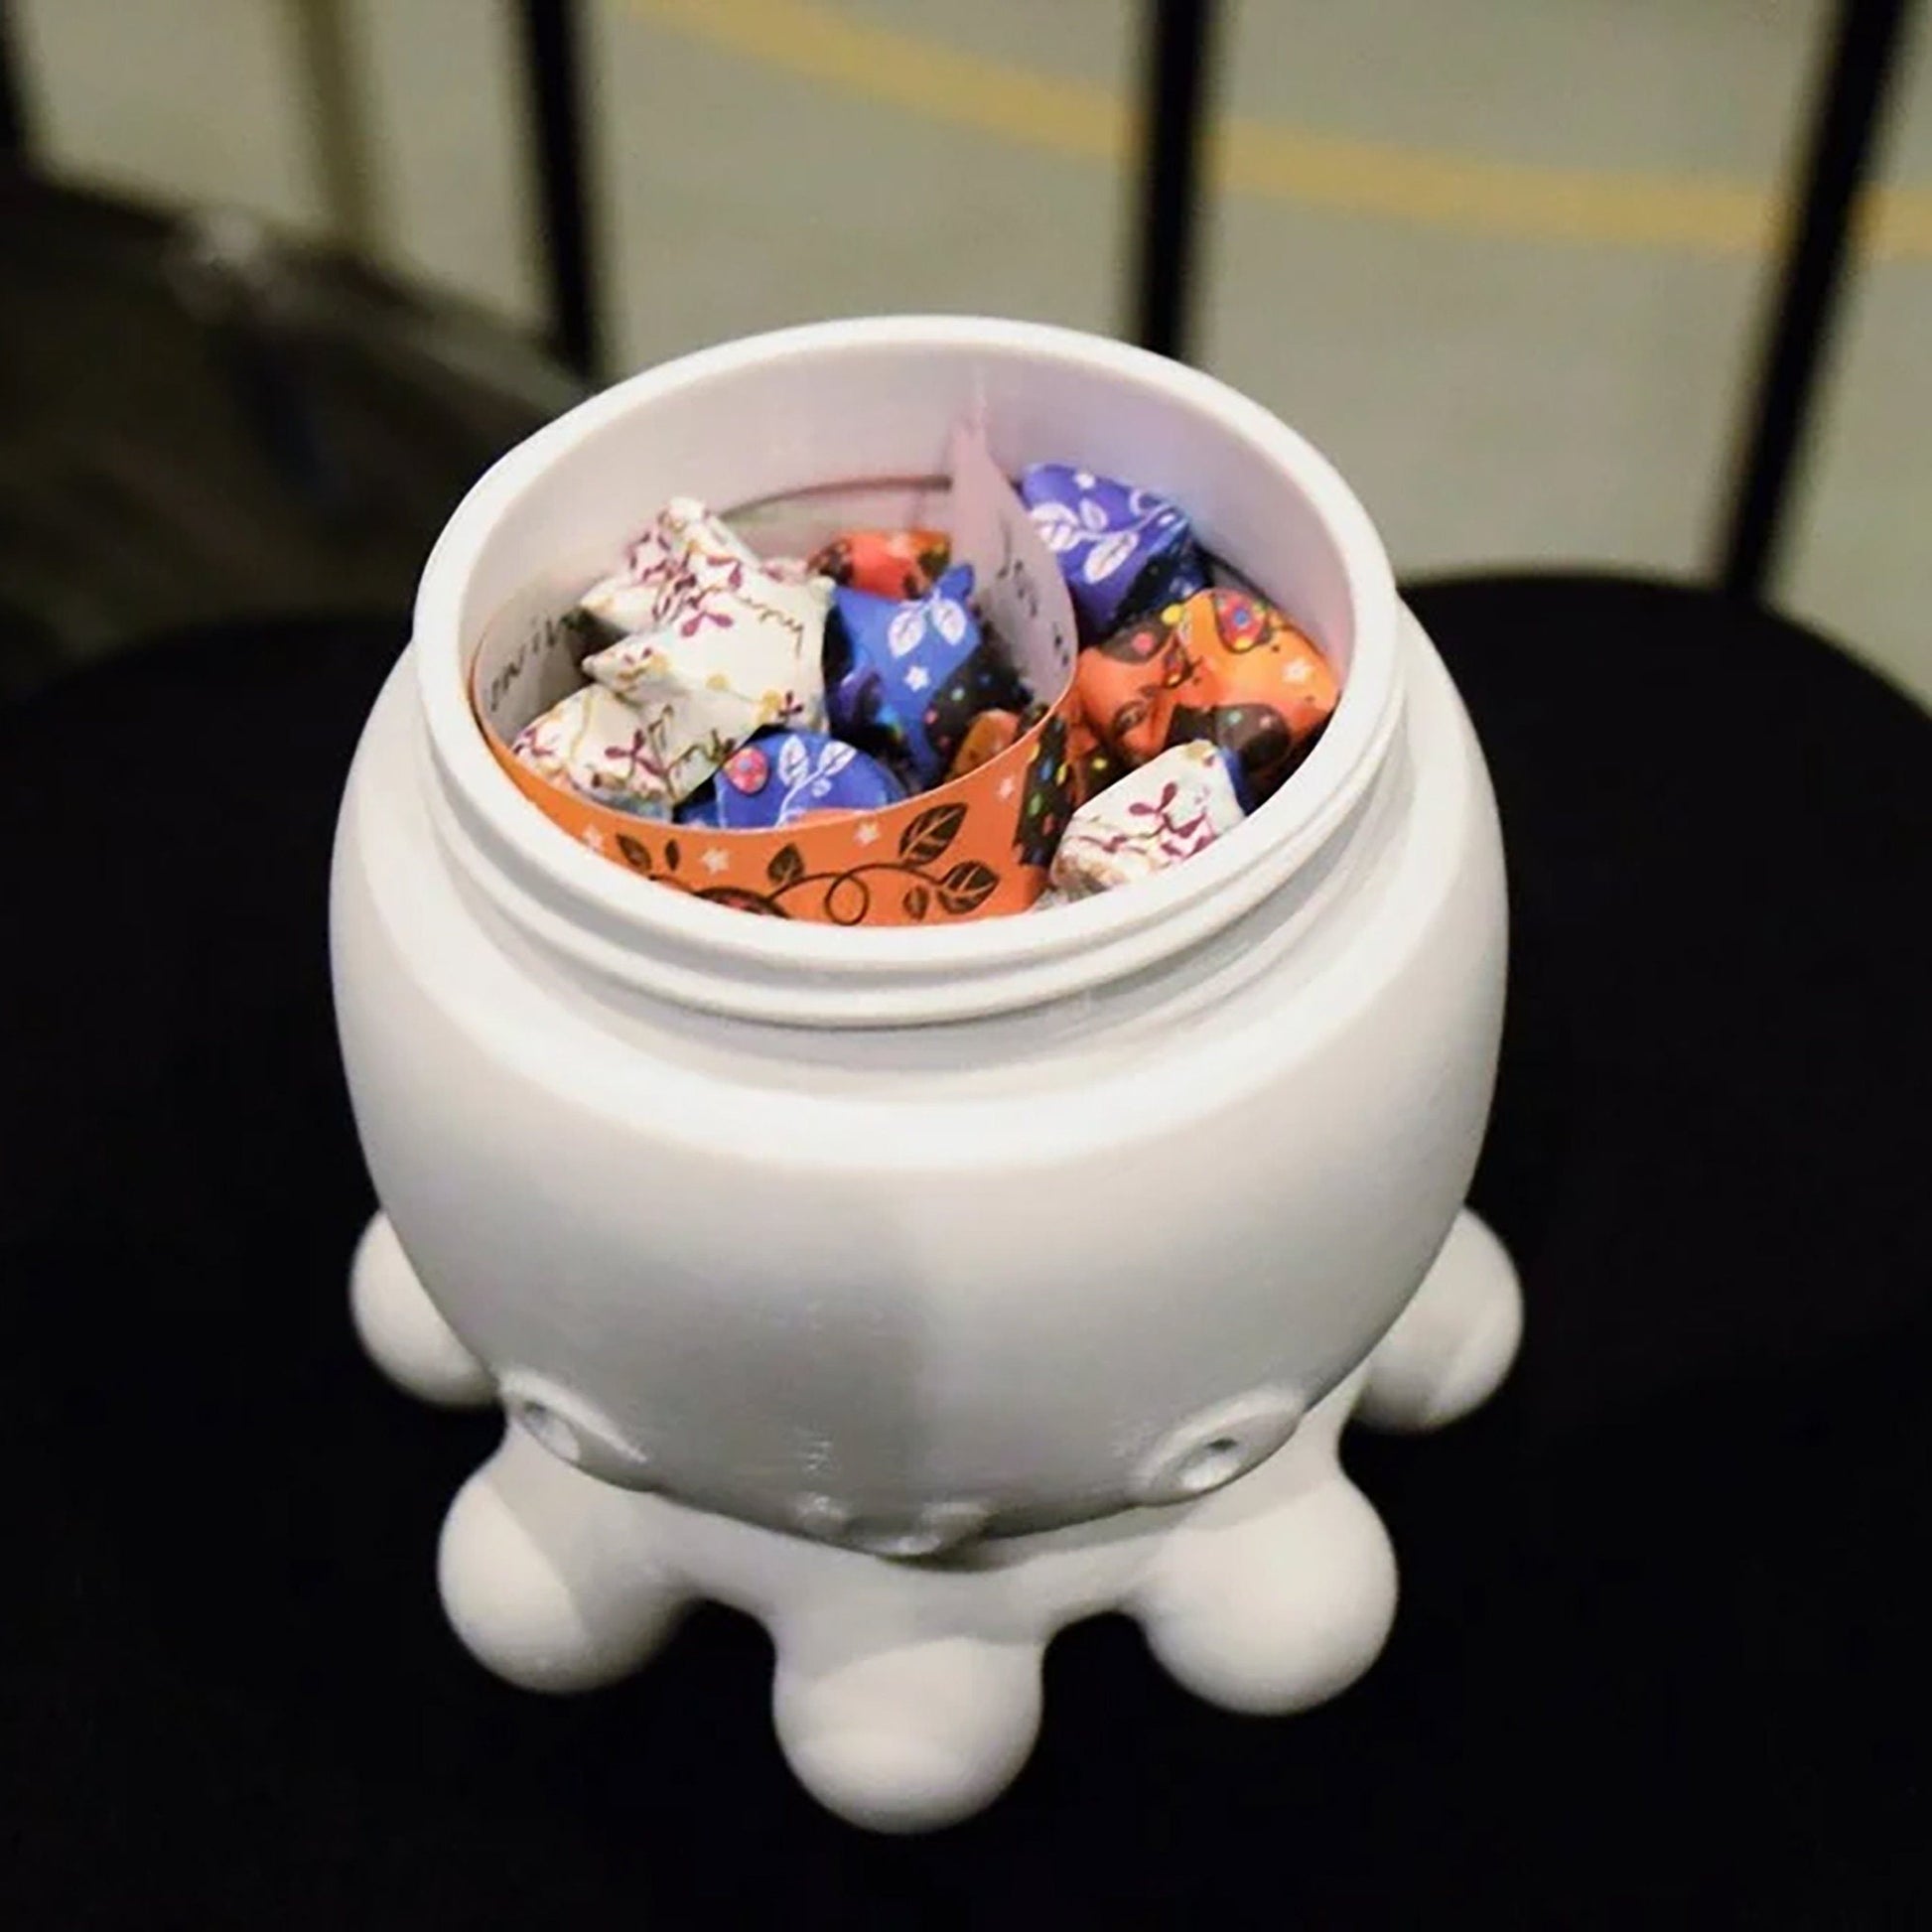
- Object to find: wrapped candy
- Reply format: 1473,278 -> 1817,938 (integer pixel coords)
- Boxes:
1065,723 -> 1128,807
944,708 -> 1023,782
1074,587 -> 1336,807
676,730 -> 904,831
1019,464 -> 1208,639
510,684 -> 672,820
808,528 -> 951,600
579,496 -> 824,631
1014,711 -> 1079,871
488,459 -> 1313,923
576,498 -> 831,804
1048,741 -> 1246,900
826,564 -> 1028,788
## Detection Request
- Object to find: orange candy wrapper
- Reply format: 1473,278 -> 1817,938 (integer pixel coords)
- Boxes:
944,707 -> 1024,781
1073,587 -> 1338,807
807,527 -> 952,599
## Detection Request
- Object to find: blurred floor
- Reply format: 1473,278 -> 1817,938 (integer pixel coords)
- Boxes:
9,0 -> 1932,702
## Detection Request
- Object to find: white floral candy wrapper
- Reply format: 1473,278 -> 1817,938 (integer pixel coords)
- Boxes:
1048,740 -> 1246,899
580,497 -> 809,627
509,683 -> 676,819
576,499 -> 830,803
579,501 -> 838,803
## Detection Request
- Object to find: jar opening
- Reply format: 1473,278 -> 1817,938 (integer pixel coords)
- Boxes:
415,318 -> 1400,1026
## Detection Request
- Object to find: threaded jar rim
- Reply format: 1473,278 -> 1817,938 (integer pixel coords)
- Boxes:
413,317 -> 1401,1027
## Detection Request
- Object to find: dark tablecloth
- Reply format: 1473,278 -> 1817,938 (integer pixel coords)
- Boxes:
2,578 -> 1927,1926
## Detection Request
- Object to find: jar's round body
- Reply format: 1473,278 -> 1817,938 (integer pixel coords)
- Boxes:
333,601 -> 1503,1549
332,318 -> 1519,1828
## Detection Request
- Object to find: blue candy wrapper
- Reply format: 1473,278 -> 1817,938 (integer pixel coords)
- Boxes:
676,730 -> 905,831
826,564 -> 1028,788
1018,464 -> 1208,639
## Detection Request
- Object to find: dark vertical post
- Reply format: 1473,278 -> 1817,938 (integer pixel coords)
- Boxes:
290,0 -> 379,256
1131,0 -> 1220,361
1,0 -> 33,167
517,0 -> 602,382
1717,0 -> 1918,601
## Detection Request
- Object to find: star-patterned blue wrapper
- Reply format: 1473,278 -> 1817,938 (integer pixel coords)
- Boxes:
1018,463 -> 1208,640
675,729 -> 905,831
826,564 -> 1029,788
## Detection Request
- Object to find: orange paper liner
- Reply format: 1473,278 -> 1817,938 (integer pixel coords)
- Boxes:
479,681 -> 1078,925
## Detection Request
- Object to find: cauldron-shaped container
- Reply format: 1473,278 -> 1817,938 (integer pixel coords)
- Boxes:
332,318 -> 1521,1831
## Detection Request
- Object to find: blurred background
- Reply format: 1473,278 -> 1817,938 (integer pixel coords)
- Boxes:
3,0 -> 1928,705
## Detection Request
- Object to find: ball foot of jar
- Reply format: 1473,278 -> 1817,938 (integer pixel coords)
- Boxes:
349,1212 -> 494,1407
1355,1208 -> 1522,1433
771,1631 -> 1043,1833
381,1209 -> 1520,1828
437,1432 -> 689,1693
1132,1376 -> 1398,1713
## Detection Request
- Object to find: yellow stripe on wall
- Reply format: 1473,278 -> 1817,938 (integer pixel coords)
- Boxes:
626,0 -> 1932,262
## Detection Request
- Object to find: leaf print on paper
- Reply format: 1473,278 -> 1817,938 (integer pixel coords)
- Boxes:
826,876 -> 872,924
776,734 -> 810,789
1078,496 -> 1109,532
700,886 -> 789,917
898,802 -> 966,867
616,834 -> 654,873
929,597 -> 969,645
1082,529 -> 1138,583
1029,501 -> 1080,554
902,885 -> 931,920
887,606 -> 927,658
936,860 -> 999,914
768,843 -> 805,887
774,738 -> 860,819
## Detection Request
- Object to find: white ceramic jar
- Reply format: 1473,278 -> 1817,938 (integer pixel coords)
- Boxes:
333,318 -> 1521,1831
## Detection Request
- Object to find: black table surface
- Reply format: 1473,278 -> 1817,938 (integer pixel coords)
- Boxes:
2,577 -> 1927,1927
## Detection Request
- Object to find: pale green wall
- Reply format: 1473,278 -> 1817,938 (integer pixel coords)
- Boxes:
13,0 -> 1930,704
